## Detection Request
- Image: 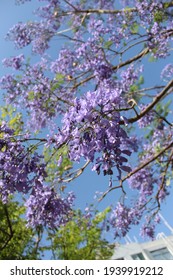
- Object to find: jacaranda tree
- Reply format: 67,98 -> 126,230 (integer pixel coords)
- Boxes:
0,0 -> 173,255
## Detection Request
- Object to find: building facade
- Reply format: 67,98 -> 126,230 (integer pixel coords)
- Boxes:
111,234 -> 173,260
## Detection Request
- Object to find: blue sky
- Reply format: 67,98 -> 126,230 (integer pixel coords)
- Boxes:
0,0 -> 173,251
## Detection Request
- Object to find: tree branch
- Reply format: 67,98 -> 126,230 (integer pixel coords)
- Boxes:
60,1 -> 173,17
124,78 -> 173,124
122,141 -> 173,183
113,47 -> 149,71
99,141 -> 173,200
73,48 -> 149,90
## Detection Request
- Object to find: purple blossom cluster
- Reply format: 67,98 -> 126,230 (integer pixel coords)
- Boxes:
25,182 -> 75,228
140,215 -> 161,239
55,79 -> 133,178
94,64 -> 113,80
140,223 -> 155,239
128,168 -> 155,197
2,54 -> 24,70
148,22 -> 170,58
0,122 -> 46,203
6,23 -> 33,49
6,16 -> 60,55
50,48 -> 76,76
121,65 -> 143,92
161,64 -> 173,81
137,104 -> 155,128
136,0 -> 163,24
0,122 -> 76,228
141,126 -> 172,163
0,59 -> 67,131
109,202 -> 143,238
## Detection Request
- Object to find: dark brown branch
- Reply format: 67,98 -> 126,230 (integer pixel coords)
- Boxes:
73,48 -> 149,89
124,78 -> 173,125
122,141 -> 173,183
60,1 -> 173,16
112,47 -> 149,71
100,141 -> 173,200
99,185 -> 122,201
153,110 -> 173,127
99,142 -> 173,201
59,160 -> 90,183
61,7 -> 136,16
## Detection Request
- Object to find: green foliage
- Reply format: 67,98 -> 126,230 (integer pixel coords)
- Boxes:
155,99 -> 172,118
154,11 -> 167,23
104,40 -> 113,49
49,208 -> 114,260
0,105 -> 24,134
44,145 -> 72,183
51,73 -> 65,90
148,55 -> 157,62
130,22 -> 139,34
128,75 -> 144,102
0,199 -> 43,260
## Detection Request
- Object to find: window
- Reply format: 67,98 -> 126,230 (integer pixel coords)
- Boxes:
131,253 -> 145,260
150,247 -> 173,260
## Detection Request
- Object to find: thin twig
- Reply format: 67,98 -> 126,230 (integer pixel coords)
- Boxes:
155,148 -> 173,207
73,48 -> 149,89
59,160 -> 90,183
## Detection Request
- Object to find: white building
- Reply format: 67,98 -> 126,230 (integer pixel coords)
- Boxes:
111,233 -> 173,260
112,214 -> 173,260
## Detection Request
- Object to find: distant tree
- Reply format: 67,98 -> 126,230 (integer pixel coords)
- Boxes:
0,199 -> 44,260
0,199 -> 113,260
48,208 -> 114,260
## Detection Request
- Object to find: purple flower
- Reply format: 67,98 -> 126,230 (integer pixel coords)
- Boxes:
0,123 -> 46,203
128,168 -> 155,196
109,202 -> 142,238
95,64 -> 112,80
55,80 -> 132,178
161,64 -> 173,81
25,182 -> 75,228
140,224 -> 155,239
2,54 -> 24,70
138,104 -> 155,128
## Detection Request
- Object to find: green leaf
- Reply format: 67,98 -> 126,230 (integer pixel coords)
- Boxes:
27,91 -> 35,101
149,55 -> 157,62
138,75 -> 144,85
166,178 -> 171,186
104,40 -> 113,49
154,11 -> 167,23
130,22 -> 139,34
